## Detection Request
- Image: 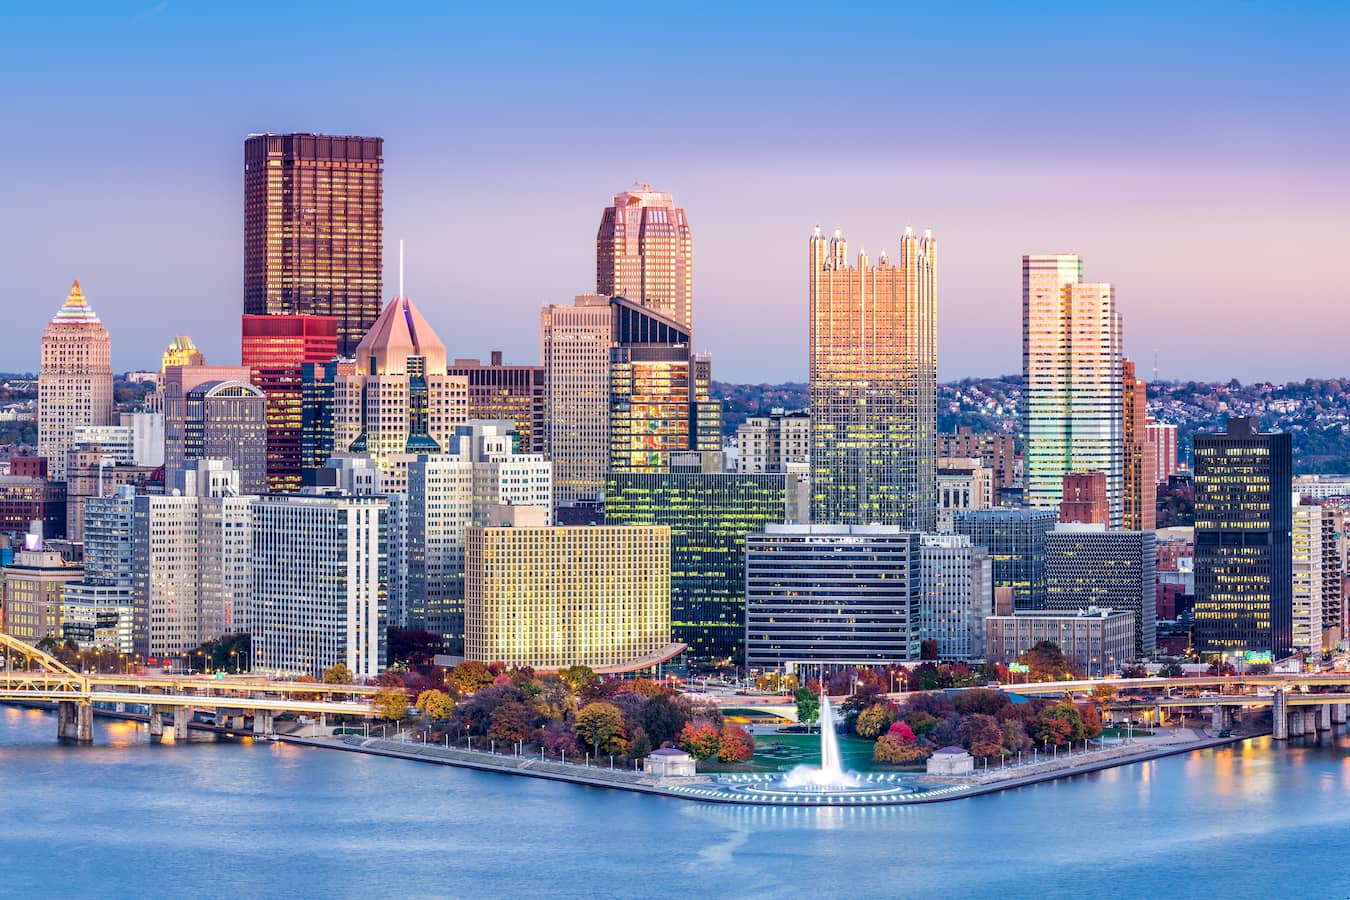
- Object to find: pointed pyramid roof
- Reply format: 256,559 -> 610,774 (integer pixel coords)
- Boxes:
354,295 -> 447,376
51,279 -> 103,324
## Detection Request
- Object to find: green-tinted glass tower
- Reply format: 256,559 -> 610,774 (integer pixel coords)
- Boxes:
605,459 -> 789,665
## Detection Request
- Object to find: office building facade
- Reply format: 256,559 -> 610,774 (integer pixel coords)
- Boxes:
737,411 -> 810,474
605,462 -> 791,665
745,525 -> 921,670
919,534 -> 992,661
250,493 -> 387,677
952,507 -> 1058,611
985,607 -> 1135,672
938,428 -> 1017,502
1122,359 -> 1157,530
540,294 -> 613,510
1193,418 -> 1293,660
242,314 -> 340,492
809,226 -> 937,530
1022,254 -> 1123,525
447,353 -> 546,454
243,133 -> 383,356
1045,524 -> 1157,658
38,281 -> 114,481
465,520 -> 672,670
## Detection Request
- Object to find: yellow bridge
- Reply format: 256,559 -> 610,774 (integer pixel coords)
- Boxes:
0,633 -> 380,742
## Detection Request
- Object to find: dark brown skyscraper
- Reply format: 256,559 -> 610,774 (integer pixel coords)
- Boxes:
244,133 -> 383,357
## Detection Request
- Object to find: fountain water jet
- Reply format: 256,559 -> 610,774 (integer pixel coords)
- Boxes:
782,692 -> 860,789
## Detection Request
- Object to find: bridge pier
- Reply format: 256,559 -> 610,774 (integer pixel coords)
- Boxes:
1318,703 -> 1332,732
1333,703 -> 1346,725
173,708 -> 189,740
252,710 -> 274,738
57,701 -> 93,743
149,708 -> 165,742
1273,690 -> 1288,740
1210,704 -> 1225,731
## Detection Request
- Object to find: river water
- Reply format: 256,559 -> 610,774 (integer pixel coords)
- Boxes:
2,706 -> 1349,899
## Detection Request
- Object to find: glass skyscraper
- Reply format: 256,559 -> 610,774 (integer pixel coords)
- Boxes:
605,461 -> 789,665
1022,254 -> 1123,525
1193,417 -> 1293,660
243,133 -> 383,357
808,226 -> 936,530
952,507 -> 1058,611
596,184 -> 693,331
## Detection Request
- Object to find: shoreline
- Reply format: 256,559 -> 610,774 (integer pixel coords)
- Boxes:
278,727 -> 1262,806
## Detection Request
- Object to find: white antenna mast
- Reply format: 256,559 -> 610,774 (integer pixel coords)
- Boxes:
399,239 -> 405,299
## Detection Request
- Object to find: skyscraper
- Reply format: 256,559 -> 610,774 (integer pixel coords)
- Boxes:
608,297 -> 719,474
1193,417 -> 1293,660
597,184 -> 693,331
1122,358 -> 1157,530
163,379 -> 268,494
540,294 -> 613,511
38,281 -> 114,481
1022,255 -> 1123,525
333,295 -> 469,492
242,314 -> 339,492
809,226 -> 937,530
243,133 -> 383,357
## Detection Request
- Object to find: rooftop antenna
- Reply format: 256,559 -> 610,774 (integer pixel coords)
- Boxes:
399,239 -> 405,299
1152,349 -> 1158,383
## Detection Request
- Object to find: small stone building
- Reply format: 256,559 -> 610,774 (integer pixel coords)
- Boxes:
644,748 -> 696,777
927,746 -> 974,775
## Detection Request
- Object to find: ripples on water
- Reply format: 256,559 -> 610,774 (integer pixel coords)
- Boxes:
2,707 -> 1349,899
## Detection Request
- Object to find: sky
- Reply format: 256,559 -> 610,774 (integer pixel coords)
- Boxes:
2,1 -> 1347,383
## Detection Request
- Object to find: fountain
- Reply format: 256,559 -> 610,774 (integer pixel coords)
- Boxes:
692,688 -> 933,805
782,693 -> 860,789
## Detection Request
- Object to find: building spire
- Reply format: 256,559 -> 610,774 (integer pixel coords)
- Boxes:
66,280 -> 86,307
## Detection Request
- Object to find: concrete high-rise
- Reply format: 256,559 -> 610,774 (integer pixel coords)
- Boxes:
446,352 -> 546,453
597,184 -> 693,331
250,492 -> 387,677
1045,524 -> 1157,658
918,534 -> 992,662
809,226 -> 937,530
1148,419 -> 1179,483
243,133 -> 383,357
242,315 -> 339,492
38,281 -> 114,481
1122,359 -> 1157,530
540,294 -> 613,511
1193,417 -> 1293,660
1023,255 -> 1123,525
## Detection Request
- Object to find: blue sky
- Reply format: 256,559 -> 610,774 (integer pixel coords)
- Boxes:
2,1 -> 1347,381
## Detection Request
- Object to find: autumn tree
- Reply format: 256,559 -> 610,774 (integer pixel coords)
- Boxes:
854,703 -> 897,739
627,725 -> 653,761
888,720 -> 917,744
1090,683 -> 1118,705
717,725 -> 755,762
488,700 -> 537,746
874,734 -> 926,764
415,689 -> 454,722
1031,701 -> 1082,746
920,638 -> 940,661
450,660 -> 494,693
573,701 -> 627,757
679,720 -> 722,761
952,688 -> 1007,717
558,665 -> 600,694
1018,641 -> 1071,681
322,663 -> 353,685
372,688 -> 410,723
1159,661 -> 1185,678
958,713 -> 1005,760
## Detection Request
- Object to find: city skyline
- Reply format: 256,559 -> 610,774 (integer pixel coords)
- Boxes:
4,3 -> 1346,383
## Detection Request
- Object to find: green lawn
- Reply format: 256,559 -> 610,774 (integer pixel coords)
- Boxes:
750,731 -> 878,772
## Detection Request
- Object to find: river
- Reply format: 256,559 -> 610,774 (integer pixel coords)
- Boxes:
2,706 -> 1348,898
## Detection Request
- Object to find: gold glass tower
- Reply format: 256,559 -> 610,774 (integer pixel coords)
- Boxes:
808,226 -> 937,530
1022,255 -> 1123,526
1122,358 -> 1157,530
